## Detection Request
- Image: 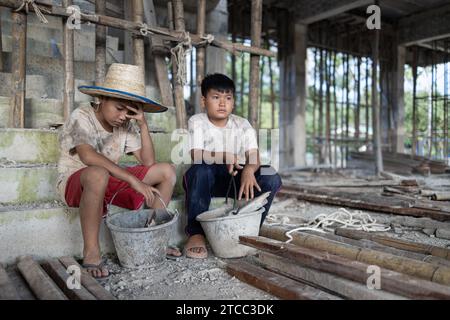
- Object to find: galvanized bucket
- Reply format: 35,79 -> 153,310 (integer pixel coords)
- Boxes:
106,194 -> 179,268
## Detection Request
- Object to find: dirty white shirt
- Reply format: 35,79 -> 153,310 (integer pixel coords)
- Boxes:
188,113 -> 258,165
56,105 -> 142,204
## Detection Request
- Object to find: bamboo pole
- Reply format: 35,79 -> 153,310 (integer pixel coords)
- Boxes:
132,0 -> 145,73
356,55 -> 361,140
325,49 -> 331,164
248,0 -> 262,128
372,27 -> 384,175
319,47 -> 324,163
9,9 -> 26,128
63,0 -> 74,120
365,56 -> 370,142
332,51 -> 338,166
95,0 -> 106,85
259,226 -> 450,286
144,0 -> 174,107
241,235 -> 450,300
239,43 -> 245,117
195,0 -> 206,114
171,0 -> 187,129
0,0 -> 275,58
268,45 -> 276,129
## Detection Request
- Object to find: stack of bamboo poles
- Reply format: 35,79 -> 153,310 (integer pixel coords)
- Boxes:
227,225 -> 450,300
0,256 -> 114,300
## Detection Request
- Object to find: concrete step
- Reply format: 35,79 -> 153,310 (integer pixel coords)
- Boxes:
24,98 -> 64,128
0,165 -> 59,205
0,96 -> 10,128
0,198 -> 187,265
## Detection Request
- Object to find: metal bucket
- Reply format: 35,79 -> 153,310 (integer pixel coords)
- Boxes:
196,206 -> 264,258
106,196 -> 178,268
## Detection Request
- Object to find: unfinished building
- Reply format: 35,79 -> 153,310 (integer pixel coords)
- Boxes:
1,0 -> 450,301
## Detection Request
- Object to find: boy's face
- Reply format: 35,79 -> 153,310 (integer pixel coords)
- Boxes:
100,97 -> 140,127
202,89 -> 234,121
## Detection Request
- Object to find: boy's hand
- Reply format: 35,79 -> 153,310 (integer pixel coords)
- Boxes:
129,178 -> 161,207
239,167 -> 262,201
125,104 -> 146,127
225,153 -> 243,176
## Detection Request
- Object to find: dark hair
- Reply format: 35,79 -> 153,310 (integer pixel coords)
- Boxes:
201,73 -> 235,97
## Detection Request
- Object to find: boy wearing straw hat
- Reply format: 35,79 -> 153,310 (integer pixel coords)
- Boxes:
56,63 -> 180,279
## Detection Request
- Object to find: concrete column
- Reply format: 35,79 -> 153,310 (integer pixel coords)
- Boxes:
205,0 -> 228,75
279,19 -> 307,169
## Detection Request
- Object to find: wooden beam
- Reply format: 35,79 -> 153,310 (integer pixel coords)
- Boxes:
195,0 -> 206,114
258,252 -> 406,300
0,265 -> 20,300
240,236 -> 450,299
63,0 -> 74,120
259,226 -> 450,286
296,0 -> 374,24
172,0 -> 187,129
95,0 -> 107,85
41,259 -> 97,300
248,0 -> 262,128
143,0 -> 174,107
372,27 -> 383,175
399,4 -> 450,45
17,256 -> 67,300
58,257 -> 115,300
0,0 -> 276,57
9,10 -> 26,128
132,0 -> 145,72
226,260 -> 341,300
335,228 -> 450,260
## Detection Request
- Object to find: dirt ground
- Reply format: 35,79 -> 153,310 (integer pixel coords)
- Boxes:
98,169 -> 450,300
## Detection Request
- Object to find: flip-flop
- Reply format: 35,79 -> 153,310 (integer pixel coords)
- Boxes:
166,245 -> 183,261
82,259 -> 110,280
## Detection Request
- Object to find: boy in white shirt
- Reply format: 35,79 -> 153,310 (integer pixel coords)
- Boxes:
183,73 -> 282,259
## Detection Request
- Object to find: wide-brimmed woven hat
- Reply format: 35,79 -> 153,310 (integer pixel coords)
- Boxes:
78,63 -> 168,113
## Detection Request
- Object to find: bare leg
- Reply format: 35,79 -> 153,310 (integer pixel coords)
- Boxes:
79,166 -> 110,278
141,163 -> 177,208
141,163 -> 180,256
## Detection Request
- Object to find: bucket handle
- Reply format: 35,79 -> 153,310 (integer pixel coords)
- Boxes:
106,186 -> 172,218
225,175 -> 238,211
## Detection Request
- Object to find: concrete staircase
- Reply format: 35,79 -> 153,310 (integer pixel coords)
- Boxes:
0,129 -> 190,265
0,7 -> 187,265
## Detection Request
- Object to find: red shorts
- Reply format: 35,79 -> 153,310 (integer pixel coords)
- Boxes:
65,165 -> 153,217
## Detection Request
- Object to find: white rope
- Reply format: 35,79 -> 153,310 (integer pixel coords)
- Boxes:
268,208 -> 391,244
200,34 -> 215,46
170,31 -> 192,86
15,0 -> 50,24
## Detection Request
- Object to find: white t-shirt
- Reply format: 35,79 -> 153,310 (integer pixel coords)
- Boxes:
188,113 -> 258,164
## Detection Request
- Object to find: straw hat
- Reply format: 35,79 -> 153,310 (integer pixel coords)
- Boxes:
78,63 -> 168,113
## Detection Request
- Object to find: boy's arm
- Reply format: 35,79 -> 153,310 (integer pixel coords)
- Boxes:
125,105 -> 155,166
132,120 -> 155,166
76,144 -> 160,206
239,149 -> 262,201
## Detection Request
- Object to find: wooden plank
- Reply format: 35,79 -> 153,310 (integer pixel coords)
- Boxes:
144,0 -> 174,107
95,0 -> 107,85
171,0 -> 187,129
0,265 -> 21,300
0,0 -> 276,58
240,236 -> 450,300
278,186 -> 450,221
335,228 -> 450,260
9,10 -> 26,128
227,260 -> 341,300
41,259 -> 97,300
248,0 -> 262,128
58,257 -> 115,300
259,225 -> 450,286
63,0 -> 74,120
258,252 -> 407,300
17,256 -> 67,300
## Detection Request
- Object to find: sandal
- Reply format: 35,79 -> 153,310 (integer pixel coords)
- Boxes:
82,259 -> 110,280
166,245 -> 183,261
184,235 -> 208,259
